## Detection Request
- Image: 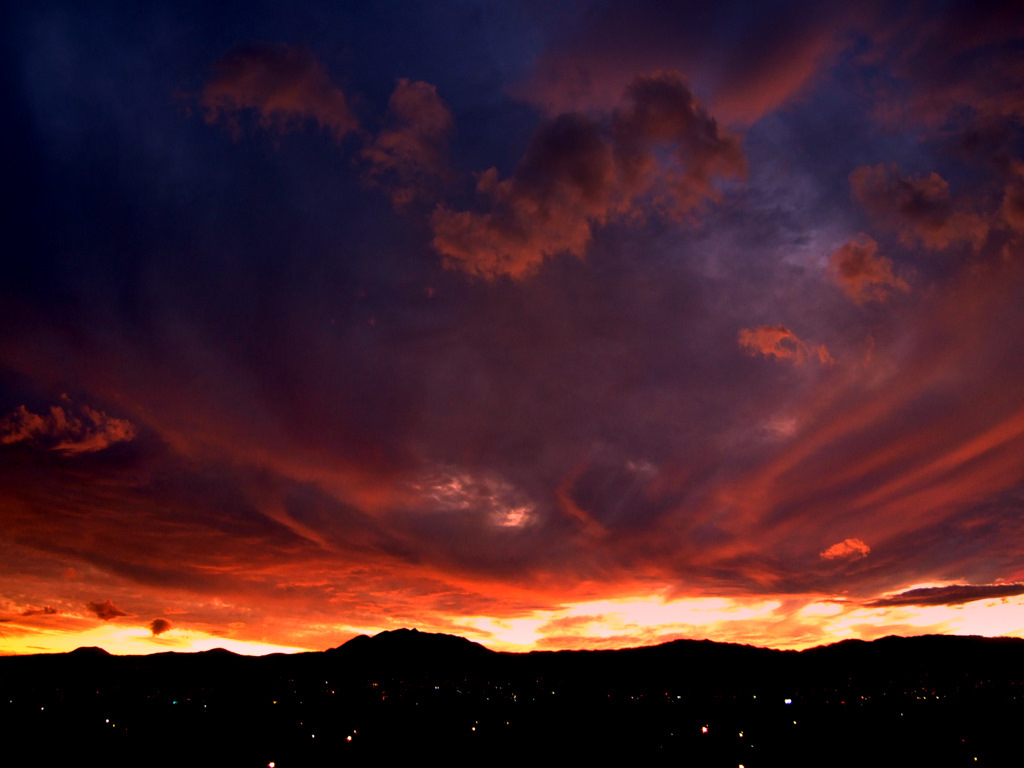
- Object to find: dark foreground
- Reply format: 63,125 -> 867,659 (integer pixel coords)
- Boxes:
3,630 -> 1023,766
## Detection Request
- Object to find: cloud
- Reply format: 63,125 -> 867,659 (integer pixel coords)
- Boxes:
738,325 -> 832,365
432,72 -> 744,279
150,618 -> 172,636
513,1 -> 857,124
868,583 -> 1024,607
867,0 -> 1024,129
201,44 -> 359,141
0,402 -> 135,454
431,112 -> 615,279
1002,162 -> 1024,232
360,79 -> 455,207
20,606 -> 57,617
850,164 -> 988,251
88,600 -> 127,621
820,538 -> 871,560
829,234 -> 910,303
612,73 -> 747,213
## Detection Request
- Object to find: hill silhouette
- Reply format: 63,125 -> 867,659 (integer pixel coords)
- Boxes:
3,630 -> 1022,766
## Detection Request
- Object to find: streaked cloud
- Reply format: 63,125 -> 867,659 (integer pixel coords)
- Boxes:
868,583 -> 1024,607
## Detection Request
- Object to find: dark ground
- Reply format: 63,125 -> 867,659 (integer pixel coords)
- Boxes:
3,630 -> 1022,766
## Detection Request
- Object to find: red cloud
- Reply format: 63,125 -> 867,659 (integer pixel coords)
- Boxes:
850,164 -> 988,251
201,45 -> 359,141
0,402 -> 135,454
432,72 -> 744,279
513,1 -> 856,125
867,0 -> 1024,129
829,235 -> 910,303
738,325 -> 832,365
820,538 -> 870,560
361,79 -> 455,207
613,73 -> 746,214
88,600 -> 127,621
432,112 -> 615,279
1002,162 -> 1024,232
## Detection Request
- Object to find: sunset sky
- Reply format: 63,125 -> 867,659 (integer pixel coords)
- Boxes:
4,0 -> 1024,656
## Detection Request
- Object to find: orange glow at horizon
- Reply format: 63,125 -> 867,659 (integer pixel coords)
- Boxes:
5,588 -> 1024,657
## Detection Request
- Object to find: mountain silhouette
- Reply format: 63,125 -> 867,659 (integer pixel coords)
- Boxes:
3,630 -> 1023,766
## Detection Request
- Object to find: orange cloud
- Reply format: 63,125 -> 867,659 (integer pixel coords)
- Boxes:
820,538 -> 871,560
0,402 -> 135,454
829,234 -> 910,303
201,45 -> 359,141
850,164 -> 988,251
432,73 -> 744,279
360,79 -> 455,207
737,325 -> 832,365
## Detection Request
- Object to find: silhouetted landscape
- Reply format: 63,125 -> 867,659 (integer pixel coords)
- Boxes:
3,629 -> 1022,765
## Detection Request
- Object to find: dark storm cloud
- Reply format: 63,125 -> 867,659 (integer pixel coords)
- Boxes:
432,72 -> 744,278
869,583 -> 1024,608
88,600 -> 127,621
201,44 -> 359,141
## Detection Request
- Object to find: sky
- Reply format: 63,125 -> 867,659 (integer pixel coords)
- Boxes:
3,0 -> 1024,656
